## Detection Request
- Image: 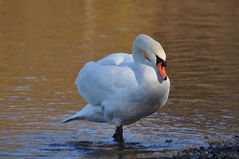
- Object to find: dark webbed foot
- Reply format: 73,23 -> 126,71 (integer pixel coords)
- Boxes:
112,126 -> 124,144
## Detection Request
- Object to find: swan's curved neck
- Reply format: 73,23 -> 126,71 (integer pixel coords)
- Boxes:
132,34 -> 155,64
132,44 -> 145,64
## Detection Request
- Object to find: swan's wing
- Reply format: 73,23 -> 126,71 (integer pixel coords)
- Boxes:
97,53 -> 133,66
75,53 -> 137,105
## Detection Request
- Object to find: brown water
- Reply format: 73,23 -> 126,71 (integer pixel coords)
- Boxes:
0,0 -> 239,158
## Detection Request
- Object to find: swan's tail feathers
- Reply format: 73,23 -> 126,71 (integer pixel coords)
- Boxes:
63,114 -> 82,123
63,104 -> 106,124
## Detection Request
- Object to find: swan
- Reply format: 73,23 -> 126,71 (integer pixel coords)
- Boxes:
64,34 -> 170,143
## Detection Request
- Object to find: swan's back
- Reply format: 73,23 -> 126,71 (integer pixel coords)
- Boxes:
97,53 -> 133,66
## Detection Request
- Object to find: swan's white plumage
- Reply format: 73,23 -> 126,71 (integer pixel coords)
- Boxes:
76,55 -> 137,106
64,34 -> 170,127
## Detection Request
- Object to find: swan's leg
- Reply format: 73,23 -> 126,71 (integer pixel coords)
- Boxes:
112,126 -> 124,143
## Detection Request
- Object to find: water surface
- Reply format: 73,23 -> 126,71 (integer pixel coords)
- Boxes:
0,0 -> 239,158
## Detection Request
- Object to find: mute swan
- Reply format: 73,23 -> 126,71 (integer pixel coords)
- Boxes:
64,34 -> 170,143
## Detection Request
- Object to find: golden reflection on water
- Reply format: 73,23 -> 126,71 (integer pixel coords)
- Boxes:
0,0 -> 239,158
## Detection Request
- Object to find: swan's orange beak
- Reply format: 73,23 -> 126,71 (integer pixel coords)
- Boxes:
157,63 -> 167,80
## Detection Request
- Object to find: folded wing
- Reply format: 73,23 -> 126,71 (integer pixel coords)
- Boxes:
75,53 -> 137,105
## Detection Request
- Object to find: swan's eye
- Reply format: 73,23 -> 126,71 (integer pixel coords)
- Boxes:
156,55 -> 166,67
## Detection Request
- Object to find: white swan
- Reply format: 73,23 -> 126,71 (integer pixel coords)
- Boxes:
64,34 -> 170,143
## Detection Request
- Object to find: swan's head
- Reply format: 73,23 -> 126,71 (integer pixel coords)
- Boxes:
132,34 -> 167,81
149,45 -> 167,81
